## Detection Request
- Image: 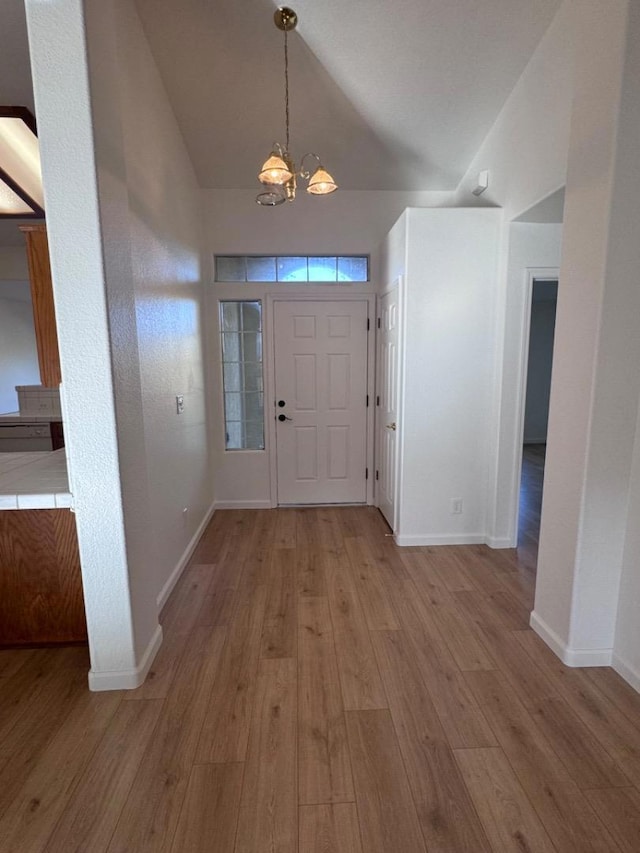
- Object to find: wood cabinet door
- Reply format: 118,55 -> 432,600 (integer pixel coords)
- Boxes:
0,509 -> 87,646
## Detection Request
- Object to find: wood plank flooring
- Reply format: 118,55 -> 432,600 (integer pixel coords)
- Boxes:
1,506 -> 640,852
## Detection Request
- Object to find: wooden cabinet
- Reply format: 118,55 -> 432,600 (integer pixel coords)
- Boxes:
19,224 -> 62,388
0,508 -> 87,646
50,420 -> 65,450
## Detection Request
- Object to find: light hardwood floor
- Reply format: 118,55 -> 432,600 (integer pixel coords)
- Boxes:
1,506 -> 640,852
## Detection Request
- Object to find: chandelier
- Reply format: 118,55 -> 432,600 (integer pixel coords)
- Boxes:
257,7 -> 338,206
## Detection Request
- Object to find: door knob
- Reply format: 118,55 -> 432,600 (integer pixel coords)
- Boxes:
278,414 -> 292,422
386,422 -> 397,431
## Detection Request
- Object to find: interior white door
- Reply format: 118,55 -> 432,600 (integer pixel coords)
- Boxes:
376,287 -> 399,531
274,300 -> 369,504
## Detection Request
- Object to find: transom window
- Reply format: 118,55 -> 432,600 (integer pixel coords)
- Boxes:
215,255 -> 368,283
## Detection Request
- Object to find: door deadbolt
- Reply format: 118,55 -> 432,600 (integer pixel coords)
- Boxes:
278,400 -> 286,407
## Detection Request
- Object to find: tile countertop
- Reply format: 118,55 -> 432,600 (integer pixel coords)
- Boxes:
0,412 -> 62,424
0,449 -> 72,510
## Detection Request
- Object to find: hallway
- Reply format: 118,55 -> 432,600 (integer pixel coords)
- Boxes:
517,443 -> 546,572
1,507 -> 640,851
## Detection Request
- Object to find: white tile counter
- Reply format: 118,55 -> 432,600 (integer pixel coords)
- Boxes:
0,449 -> 72,510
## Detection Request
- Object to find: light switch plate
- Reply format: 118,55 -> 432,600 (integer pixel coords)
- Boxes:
176,395 -> 184,415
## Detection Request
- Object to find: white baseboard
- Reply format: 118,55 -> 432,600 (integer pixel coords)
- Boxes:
612,654 -> 640,694
485,536 -> 515,549
529,610 -> 612,667
394,533 -> 486,547
88,624 -> 163,692
213,499 -> 274,510
156,501 -> 216,610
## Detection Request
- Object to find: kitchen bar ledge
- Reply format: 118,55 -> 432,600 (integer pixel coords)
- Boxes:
0,449 -> 71,510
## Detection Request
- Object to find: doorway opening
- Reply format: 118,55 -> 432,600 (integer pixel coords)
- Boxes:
517,278 -> 558,570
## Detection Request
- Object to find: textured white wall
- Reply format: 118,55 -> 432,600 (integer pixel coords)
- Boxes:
26,0 -> 140,682
454,0 -> 573,220
25,0 -> 210,689
204,189 -> 453,283
0,290 -> 40,413
534,0 -> 640,669
116,0 -> 211,609
396,208 -> 501,544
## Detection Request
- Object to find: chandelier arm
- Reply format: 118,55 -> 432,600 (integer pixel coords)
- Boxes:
299,152 -> 322,179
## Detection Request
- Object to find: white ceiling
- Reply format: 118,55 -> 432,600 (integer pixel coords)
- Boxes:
134,0 -> 561,191
0,0 -> 561,207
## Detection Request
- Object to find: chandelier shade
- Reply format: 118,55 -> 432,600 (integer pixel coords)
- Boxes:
256,7 -> 337,206
307,166 -> 338,195
258,152 -> 293,186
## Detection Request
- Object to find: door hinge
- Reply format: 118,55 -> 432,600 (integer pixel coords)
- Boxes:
367,318 -> 370,331
377,317 -> 381,329
376,470 -> 379,480
376,395 -> 380,406
366,467 -> 369,480
366,394 -> 369,407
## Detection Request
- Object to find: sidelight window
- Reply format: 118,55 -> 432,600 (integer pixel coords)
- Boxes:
220,301 -> 264,450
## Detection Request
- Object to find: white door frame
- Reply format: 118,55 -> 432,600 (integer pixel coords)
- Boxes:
265,292 -> 376,507
510,267 -> 560,546
374,276 -> 403,532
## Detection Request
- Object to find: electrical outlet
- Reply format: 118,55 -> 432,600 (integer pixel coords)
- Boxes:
451,498 -> 463,514
176,395 -> 184,415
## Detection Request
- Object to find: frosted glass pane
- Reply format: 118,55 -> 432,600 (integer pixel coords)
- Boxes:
222,332 -> 240,362
221,301 -> 240,331
308,256 -> 337,281
241,301 -> 262,331
243,362 -> 263,392
243,392 -> 263,422
244,421 -> 265,450
225,393 -> 242,420
338,256 -> 368,281
226,421 -> 242,449
216,256 -> 246,281
246,256 -> 276,282
242,332 -> 262,362
278,256 -> 307,281
223,362 -> 241,392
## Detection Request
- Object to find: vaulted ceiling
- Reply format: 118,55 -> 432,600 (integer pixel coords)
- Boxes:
135,0 -> 561,191
1,0 -> 561,212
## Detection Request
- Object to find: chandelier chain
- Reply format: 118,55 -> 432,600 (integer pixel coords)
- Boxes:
284,27 -> 290,153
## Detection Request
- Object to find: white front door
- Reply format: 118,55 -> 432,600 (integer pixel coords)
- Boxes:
274,300 -> 369,504
376,286 -> 399,530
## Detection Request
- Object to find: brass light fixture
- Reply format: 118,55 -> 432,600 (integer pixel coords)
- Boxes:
257,7 -> 338,207
0,107 -> 44,218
